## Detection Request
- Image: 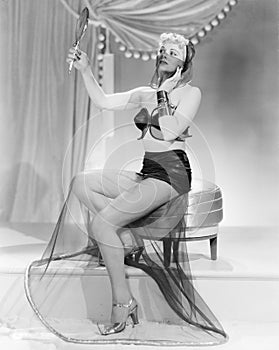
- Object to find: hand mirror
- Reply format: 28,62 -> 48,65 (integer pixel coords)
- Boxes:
68,7 -> 89,73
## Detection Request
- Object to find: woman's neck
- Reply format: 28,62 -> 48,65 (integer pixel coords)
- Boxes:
158,71 -> 173,87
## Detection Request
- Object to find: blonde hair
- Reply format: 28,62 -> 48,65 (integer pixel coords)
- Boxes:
159,33 -> 189,61
150,32 -> 195,89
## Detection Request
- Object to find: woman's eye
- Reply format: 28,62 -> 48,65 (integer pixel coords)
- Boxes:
170,51 -> 177,56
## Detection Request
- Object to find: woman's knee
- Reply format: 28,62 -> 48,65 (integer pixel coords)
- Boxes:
72,170 -> 105,197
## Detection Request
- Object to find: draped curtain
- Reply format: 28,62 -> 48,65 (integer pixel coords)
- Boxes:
61,0 -> 236,51
0,0 -> 99,222
0,0 -> 237,222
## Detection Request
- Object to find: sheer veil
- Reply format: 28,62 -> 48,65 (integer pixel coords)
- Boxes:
24,164 -> 228,346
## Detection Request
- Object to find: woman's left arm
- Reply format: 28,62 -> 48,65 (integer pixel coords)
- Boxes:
159,87 -> 201,141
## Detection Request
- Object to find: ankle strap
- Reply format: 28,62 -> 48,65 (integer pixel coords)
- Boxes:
113,298 -> 133,308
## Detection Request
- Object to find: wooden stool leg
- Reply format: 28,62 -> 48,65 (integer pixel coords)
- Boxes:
173,240 -> 179,263
163,239 -> 172,267
209,236 -> 217,260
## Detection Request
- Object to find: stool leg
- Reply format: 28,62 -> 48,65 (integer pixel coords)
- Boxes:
173,240 -> 179,264
163,239 -> 172,267
210,236 -> 217,260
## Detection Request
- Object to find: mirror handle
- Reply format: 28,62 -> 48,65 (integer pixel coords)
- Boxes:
68,42 -> 80,74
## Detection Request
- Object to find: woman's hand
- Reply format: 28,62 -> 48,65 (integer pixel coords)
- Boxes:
158,66 -> 182,93
66,47 -> 90,74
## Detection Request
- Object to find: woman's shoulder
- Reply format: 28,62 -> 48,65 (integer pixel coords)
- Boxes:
179,83 -> 201,94
175,83 -> 201,101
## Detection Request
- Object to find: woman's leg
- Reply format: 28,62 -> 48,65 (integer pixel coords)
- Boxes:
91,178 -> 179,323
72,169 -> 140,246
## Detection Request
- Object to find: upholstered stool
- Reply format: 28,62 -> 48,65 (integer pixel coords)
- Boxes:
161,179 -> 223,267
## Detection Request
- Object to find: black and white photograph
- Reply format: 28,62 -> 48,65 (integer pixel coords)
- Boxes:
0,0 -> 278,349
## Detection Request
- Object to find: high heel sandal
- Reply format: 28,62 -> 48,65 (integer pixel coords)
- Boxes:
124,246 -> 144,264
99,246 -> 144,267
98,298 -> 139,335
88,246 -> 144,268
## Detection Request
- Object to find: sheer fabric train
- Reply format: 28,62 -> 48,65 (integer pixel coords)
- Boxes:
24,150 -> 228,345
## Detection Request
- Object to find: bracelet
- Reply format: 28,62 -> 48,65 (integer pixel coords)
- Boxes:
156,90 -> 171,116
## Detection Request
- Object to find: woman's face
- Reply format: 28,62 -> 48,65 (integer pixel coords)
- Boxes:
157,42 -> 185,74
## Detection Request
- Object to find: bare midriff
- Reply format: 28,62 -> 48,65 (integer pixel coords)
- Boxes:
141,135 -> 186,152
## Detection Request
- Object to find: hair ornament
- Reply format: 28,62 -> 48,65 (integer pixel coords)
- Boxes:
159,33 -> 189,48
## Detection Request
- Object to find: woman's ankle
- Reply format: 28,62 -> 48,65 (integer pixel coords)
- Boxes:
112,295 -> 132,305
112,288 -> 132,303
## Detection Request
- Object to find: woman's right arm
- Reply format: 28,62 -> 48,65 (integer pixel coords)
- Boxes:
67,48 -> 142,110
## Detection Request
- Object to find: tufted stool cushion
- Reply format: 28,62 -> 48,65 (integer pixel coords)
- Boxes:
161,179 -> 223,267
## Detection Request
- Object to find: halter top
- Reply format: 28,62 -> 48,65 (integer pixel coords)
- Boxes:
134,107 -> 192,141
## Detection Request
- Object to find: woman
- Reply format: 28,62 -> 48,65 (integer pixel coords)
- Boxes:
25,33 -> 227,345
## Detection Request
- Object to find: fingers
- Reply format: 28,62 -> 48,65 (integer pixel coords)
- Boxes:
66,47 -> 90,73
69,47 -> 82,55
174,66 -> 182,78
66,55 -> 79,65
66,48 -> 82,65
68,48 -> 81,59
168,66 -> 182,83
66,54 -> 80,62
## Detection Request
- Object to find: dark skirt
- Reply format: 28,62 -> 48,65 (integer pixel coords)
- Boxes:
137,149 -> 192,195
24,149 -> 228,346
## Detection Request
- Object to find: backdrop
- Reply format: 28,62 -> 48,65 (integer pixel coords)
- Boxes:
111,0 -> 279,227
0,0 -> 278,226
0,0 -> 100,221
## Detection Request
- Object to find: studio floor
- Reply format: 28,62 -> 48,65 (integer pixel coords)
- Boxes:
0,223 -> 278,350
